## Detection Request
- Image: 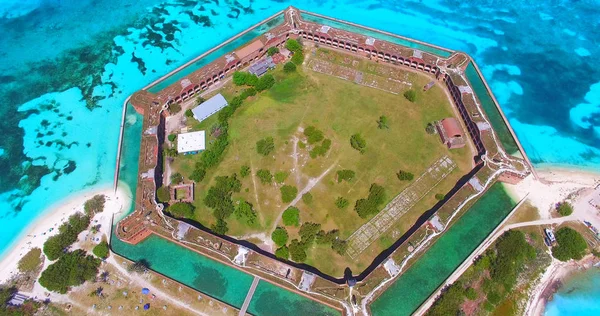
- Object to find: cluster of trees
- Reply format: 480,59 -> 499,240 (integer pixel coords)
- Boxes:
233,71 -> 275,92
282,222 -> 348,262
404,89 -> 417,102
310,139 -> 331,158
556,202 -> 573,216
350,133 -> 366,154
377,115 -> 389,129
92,240 -> 110,259
234,200 -> 257,224
552,227 -> 587,261
257,169 -> 273,184
166,202 -> 195,219
355,184 -> 386,218
397,170 -> 414,181
280,185 -> 298,203
336,169 -> 355,183
204,174 -> 242,234
428,230 -> 537,316
256,136 -> 275,156
43,212 -> 91,261
84,195 -> 105,215
304,126 -> 324,144
38,250 -> 100,294
189,163 -> 207,182
282,206 -> 300,226
301,126 -> 331,158
286,39 -> 304,65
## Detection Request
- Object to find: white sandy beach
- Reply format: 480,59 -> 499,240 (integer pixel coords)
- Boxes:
0,185 -> 131,284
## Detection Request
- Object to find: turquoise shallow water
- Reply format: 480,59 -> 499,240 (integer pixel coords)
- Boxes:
247,280 -> 339,316
545,268 -> 600,316
370,183 -> 517,315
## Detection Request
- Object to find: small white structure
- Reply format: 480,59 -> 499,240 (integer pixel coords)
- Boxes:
177,131 -> 206,154
191,93 -> 228,123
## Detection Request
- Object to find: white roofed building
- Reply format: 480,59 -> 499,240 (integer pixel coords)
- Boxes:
191,93 -> 228,123
177,131 -> 206,154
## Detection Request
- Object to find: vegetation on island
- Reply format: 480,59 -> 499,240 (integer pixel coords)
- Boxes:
350,133 -> 366,153
283,62 -> 296,73
203,174 -> 242,234
271,227 -> 289,247
234,200 -> 257,224
84,194 -> 105,216
282,207 -> 300,226
166,202 -> 195,219
275,246 -> 289,259
43,212 -> 91,261
552,227 -> 587,261
286,39 -> 304,65
355,184 -> 386,218
38,250 -> 100,294
556,201 -> 573,216
256,169 -> 273,184
92,240 -> 110,259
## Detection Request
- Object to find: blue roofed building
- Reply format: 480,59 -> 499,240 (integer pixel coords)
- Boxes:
191,93 -> 228,123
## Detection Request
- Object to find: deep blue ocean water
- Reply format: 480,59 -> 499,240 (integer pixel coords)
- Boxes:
0,0 -> 598,312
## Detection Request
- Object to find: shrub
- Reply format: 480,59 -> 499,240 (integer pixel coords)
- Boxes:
283,62 -> 296,73
282,207 -> 300,226
169,103 -> 182,113
280,185 -> 298,203
435,193 -> 445,201
271,227 -> 289,247
275,246 -> 289,259
170,172 -> 184,184
267,46 -> 279,56
156,186 -> 170,202
274,171 -> 289,183
335,197 -> 349,209
557,202 -> 573,216
92,241 -> 110,259
426,122 -> 436,134
18,248 -> 42,273
404,89 -> 417,102
189,168 -> 206,182
240,165 -> 251,178
84,195 -> 105,216
289,239 -> 306,262
377,115 -> 389,129
39,250 -> 100,294
257,169 -> 273,184
552,227 -> 587,261
336,170 -> 355,183
285,39 -> 302,52
397,170 -> 414,181
167,202 -> 195,219
302,192 -> 313,205
303,126 -> 324,144
256,137 -> 275,156
185,109 -> 194,117
355,184 -> 386,218
350,134 -> 366,153
234,200 -> 257,224
168,134 -> 176,142
255,74 -> 275,91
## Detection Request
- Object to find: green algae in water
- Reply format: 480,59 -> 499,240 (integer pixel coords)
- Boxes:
111,234 -> 253,308
465,63 -> 520,155
370,182 -> 516,316
247,280 -> 340,316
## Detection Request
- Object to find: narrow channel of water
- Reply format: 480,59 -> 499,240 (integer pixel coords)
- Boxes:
370,182 -> 517,315
300,13 -> 452,58
147,14 -> 285,93
465,63 -> 520,155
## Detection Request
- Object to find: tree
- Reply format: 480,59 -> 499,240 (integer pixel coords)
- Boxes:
235,200 -> 257,224
435,193 -> 445,201
167,202 -> 195,218
283,62 -> 296,73
557,202 -> 573,216
255,74 -> 275,91
302,192 -> 313,205
335,197 -> 349,209
285,39 -> 302,52
331,239 -> 348,255
309,138 -> 331,158
84,195 -> 105,216
336,170 -> 355,183
204,174 -> 241,222
355,184 -> 386,218
397,170 -> 415,181
240,165 -> 251,178
38,250 -> 100,294
156,186 -> 170,202
404,89 -> 417,102
303,126 -> 324,144
256,137 -> 275,156
168,134 -> 176,142
256,169 -> 273,184
299,222 -> 321,244
185,109 -> 194,117
267,46 -> 279,56
169,103 -> 182,113
280,185 -> 298,203
490,230 -> 536,291
282,207 -> 300,226
552,227 -> 587,261
275,246 -> 289,259
291,52 -> 304,65
275,171 -> 289,183
377,115 -> 389,129
271,227 -> 289,247
43,213 -> 91,261
189,168 -> 206,182
316,230 -> 339,244
92,241 -> 110,259
350,134 -> 366,153
289,239 -> 307,262
233,71 -> 249,86
18,248 -> 42,273
171,172 -> 184,184
211,219 -> 229,235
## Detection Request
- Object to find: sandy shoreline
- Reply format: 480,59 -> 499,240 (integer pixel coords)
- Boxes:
0,185 -> 132,284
